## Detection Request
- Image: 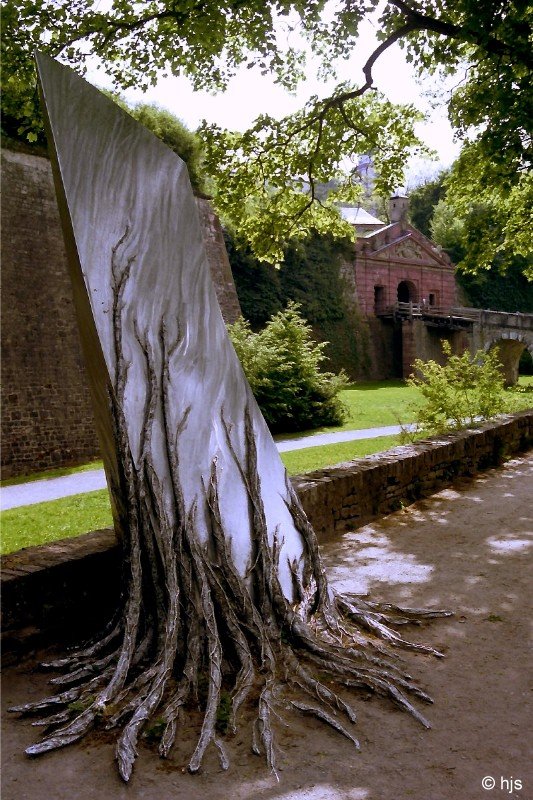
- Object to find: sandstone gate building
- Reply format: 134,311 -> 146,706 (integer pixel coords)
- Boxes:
345,193 -> 457,316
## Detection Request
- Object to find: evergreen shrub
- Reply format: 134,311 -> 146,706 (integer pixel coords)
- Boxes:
228,302 -> 348,433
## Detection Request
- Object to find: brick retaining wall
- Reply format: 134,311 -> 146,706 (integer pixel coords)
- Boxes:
2,411 -> 531,659
1,149 -> 101,478
1,148 -> 241,478
293,410 -> 532,535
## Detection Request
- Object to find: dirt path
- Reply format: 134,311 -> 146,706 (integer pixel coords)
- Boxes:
2,455 -> 532,800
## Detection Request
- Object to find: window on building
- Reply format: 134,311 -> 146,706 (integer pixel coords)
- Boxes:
374,285 -> 386,314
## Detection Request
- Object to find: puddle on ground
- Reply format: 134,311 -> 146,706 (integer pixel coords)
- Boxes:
321,527 -> 434,595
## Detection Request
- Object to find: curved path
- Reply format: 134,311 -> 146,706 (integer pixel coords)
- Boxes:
1,424 -> 413,510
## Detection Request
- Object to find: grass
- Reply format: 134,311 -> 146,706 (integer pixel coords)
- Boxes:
274,380 -> 422,442
2,376 -> 531,556
1,459 -> 104,488
0,490 -> 112,555
280,434 -> 402,476
0,433 -> 402,555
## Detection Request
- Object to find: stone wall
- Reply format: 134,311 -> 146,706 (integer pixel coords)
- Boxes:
292,410 -> 532,535
400,319 -> 470,378
1,148 -> 241,478
364,317 -> 400,379
196,197 -> 242,325
2,410 -> 531,656
1,149 -> 100,477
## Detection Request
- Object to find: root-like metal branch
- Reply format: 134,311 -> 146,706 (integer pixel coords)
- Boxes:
13,246 -> 451,781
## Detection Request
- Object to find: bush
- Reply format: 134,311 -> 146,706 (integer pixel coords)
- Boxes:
408,342 -> 508,434
228,303 -> 348,433
127,103 -> 207,195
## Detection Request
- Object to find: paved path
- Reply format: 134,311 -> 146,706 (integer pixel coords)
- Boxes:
0,424 -> 410,510
275,423 -> 412,452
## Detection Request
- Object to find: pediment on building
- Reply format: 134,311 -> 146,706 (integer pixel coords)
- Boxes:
357,224 -> 453,269
392,238 -> 425,261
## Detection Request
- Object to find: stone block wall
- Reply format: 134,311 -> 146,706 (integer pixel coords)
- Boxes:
1,150 -> 100,477
400,319 -> 470,378
196,197 -> 242,324
292,410 -> 532,535
1,148 -> 241,478
2,411 -> 531,656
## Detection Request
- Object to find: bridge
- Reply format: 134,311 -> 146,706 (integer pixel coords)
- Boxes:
377,303 -> 533,384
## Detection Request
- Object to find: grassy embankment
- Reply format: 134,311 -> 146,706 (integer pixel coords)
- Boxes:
2,378 -> 531,554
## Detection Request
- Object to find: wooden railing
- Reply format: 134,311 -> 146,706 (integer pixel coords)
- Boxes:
376,303 -> 482,322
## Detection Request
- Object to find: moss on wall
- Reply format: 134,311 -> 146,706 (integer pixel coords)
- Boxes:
228,231 -> 369,379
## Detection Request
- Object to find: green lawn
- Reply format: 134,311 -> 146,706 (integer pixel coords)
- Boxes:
281,433 -> 402,475
1,434 -> 402,555
1,490 -> 112,555
1,459 -> 104,488
274,380 -> 421,442
2,377 -> 531,556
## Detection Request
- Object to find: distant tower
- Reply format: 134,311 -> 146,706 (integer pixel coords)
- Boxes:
357,154 -> 376,199
389,191 -> 409,226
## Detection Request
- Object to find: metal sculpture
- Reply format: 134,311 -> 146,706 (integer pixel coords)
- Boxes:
11,53 -> 449,782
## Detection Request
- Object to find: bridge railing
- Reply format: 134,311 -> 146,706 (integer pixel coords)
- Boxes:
378,302 -> 475,320
376,304 -> 533,330
449,307 -> 482,321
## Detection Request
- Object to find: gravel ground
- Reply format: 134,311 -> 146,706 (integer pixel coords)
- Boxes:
2,454 -> 532,800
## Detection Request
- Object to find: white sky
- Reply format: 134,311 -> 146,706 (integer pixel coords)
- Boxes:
88,13 -> 461,185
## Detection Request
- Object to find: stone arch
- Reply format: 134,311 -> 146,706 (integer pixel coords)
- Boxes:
397,279 -> 418,304
485,331 -> 533,386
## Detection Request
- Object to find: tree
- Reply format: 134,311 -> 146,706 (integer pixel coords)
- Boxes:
429,199 -> 533,312
443,150 -> 532,279
408,341 -> 509,434
407,173 -> 533,310
228,303 -> 347,432
429,197 -> 467,265
408,173 -> 447,239
5,1 -> 531,266
11,52 -> 452,784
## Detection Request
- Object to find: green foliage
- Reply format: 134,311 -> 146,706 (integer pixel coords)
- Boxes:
408,342 -> 509,434
227,230 -> 366,376
200,93 -> 424,263
0,489 -> 112,555
281,434 -> 402,476
143,718 -> 167,743
1,459 -> 104,488
224,232 -> 283,327
215,691 -> 232,734
126,104 -> 207,194
5,1 -> 530,268
408,174 -> 447,238
228,303 -> 348,433
279,234 -> 353,325
68,696 -> 95,715
456,260 -> 533,314
429,198 -> 467,265
428,196 -> 533,312
407,170 -> 533,311
443,147 -> 533,278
